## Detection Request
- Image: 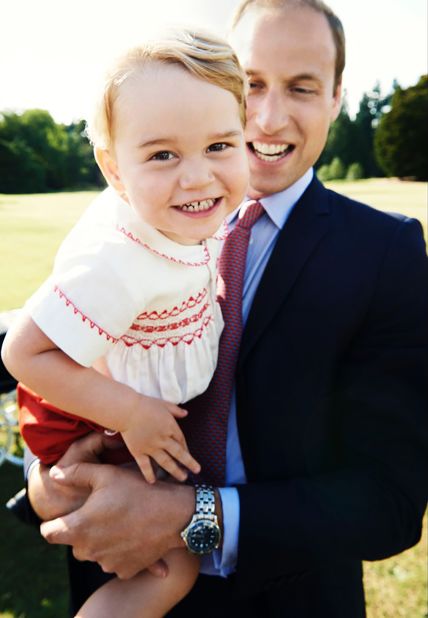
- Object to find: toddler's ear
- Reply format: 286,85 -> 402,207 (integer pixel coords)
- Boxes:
94,148 -> 126,195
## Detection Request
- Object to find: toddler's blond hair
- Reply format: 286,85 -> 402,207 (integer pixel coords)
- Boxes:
87,29 -> 247,150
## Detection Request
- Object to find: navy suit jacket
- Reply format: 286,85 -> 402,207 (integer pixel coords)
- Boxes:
231,176 -> 428,615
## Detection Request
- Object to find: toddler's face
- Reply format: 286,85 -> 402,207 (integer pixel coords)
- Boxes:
105,62 -> 249,244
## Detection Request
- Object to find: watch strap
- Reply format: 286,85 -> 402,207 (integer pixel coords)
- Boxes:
195,484 -> 216,517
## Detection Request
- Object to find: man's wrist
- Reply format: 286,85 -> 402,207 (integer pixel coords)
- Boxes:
178,484 -> 223,555
167,482 -> 196,550
176,485 -> 224,540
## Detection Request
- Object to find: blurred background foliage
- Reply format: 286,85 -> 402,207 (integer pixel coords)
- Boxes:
0,75 -> 427,194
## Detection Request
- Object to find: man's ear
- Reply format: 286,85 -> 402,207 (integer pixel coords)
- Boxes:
330,80 -> 343,123
94,147 -> 126,194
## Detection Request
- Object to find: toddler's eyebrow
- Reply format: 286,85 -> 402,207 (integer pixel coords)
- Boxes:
138,130 -> 241,149
207,130 -> 242,140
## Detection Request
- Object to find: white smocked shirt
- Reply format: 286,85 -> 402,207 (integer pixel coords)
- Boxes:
26,188 -> 225,404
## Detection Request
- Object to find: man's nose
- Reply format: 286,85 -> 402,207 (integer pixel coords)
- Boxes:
179,159 -> 215,190
256,90 -> 290,135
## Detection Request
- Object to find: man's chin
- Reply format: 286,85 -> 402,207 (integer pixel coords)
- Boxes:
248,173 -> 295,198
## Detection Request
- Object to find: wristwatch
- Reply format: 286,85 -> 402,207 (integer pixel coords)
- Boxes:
180,484 -> 222,555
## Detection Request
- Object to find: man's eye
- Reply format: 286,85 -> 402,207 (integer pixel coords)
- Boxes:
150,151 -> 174,161
292,87 -> 315,95
208,142 -> 228,153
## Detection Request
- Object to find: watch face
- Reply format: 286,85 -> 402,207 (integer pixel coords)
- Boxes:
187,520 -> 221,555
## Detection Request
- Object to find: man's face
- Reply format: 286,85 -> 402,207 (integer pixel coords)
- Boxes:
232,6 -> 342,198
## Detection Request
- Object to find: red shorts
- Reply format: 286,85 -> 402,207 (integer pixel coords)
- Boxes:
18,383 -> 132,465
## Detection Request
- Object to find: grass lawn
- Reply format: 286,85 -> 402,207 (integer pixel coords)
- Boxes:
0,179 -> 427,312
327,177 -> 427,241
0,179 -> 427,617
0,191 -> 99,312
0,463 -> 69,617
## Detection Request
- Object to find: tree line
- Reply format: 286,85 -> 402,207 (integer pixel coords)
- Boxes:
0,75 -> 426,194
317,75 -> 427,182
0,112 -> 104,193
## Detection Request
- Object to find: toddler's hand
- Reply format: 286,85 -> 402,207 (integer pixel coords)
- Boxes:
121,395 -> 200,483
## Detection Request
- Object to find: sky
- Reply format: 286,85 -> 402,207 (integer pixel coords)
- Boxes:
0,0 -> 426,123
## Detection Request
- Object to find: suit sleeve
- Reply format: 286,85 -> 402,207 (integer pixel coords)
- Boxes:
236,217 -> 428,589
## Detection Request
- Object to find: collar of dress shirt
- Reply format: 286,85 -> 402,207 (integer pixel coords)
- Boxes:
228,167 -> 314,230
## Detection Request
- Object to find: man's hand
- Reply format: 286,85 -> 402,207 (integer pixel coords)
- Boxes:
40,463 -> 195,579
27,432 -> 119,521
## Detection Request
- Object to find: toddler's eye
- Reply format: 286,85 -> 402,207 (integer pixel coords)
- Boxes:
208,143 -> 228,153
150,151 -> 175,161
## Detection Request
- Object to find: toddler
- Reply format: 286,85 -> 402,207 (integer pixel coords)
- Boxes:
2,29 -> 249,617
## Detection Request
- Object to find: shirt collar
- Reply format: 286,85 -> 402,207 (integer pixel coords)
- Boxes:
229,168 -> 314,230
259,168 -> 314,229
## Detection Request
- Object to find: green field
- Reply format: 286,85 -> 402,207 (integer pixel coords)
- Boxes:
0,191 -> 99,312
0,180 -> 427,617
0,180 -> 427,312
0,464 -> 68,618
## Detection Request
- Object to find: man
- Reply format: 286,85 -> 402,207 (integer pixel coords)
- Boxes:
20,1 -> 428,616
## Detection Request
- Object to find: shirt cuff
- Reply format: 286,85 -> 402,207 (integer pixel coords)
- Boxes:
213,486 -> 240,576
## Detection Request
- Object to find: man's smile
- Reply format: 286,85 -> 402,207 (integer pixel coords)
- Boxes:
248,141 -> 295,162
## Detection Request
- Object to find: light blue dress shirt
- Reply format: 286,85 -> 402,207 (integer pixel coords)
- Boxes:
201,168 -> 314,576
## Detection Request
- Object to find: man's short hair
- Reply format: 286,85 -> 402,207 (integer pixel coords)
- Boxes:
230,0 -> 345,91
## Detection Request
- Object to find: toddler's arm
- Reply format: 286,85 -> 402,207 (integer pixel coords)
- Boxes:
1,311 -> 200,483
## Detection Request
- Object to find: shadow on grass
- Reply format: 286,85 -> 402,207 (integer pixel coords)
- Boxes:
0,463 -> 69,618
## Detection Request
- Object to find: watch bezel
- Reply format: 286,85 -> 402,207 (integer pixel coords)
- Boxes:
184,518 -> 221,555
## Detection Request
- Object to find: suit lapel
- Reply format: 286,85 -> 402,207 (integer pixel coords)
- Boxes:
238,177 -> 331,366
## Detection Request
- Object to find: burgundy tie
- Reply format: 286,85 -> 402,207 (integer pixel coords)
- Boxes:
183,201 -> 265,485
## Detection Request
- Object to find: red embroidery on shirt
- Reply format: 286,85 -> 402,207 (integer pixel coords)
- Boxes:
211,219 -> 229,241
135,288 -> 208,321
53,286 -> 214,350
131,303 -> 209,333
116,225 -> 210,267
53,286 -> 118,343
122,316 -> 214,349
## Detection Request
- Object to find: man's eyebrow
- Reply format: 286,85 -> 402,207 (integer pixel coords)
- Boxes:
289,73 -> 323,84
138,130 -> 241,149
246,69 -> 322,84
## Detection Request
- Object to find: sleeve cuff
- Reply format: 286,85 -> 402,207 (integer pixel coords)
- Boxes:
213,486 -> 240,576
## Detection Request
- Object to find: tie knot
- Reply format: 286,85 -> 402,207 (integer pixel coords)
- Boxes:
237,200 -> 264,230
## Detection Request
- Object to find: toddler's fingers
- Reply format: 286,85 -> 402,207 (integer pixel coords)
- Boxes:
135,454 -> 156,484
178,432 -> 190,451
168,404 -> 188,418
152,450 -> 188,482
170,423 -> 189,450
171,424 -> 192,453
166,438 -> 201,475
